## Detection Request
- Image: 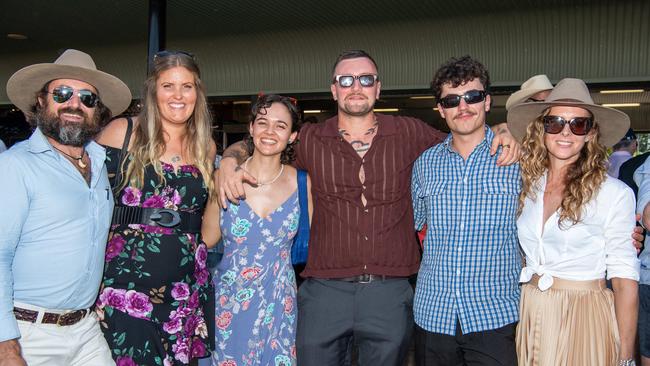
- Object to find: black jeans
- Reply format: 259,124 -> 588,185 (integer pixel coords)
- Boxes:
296,278 -> 414,366
414,320 -> 517,366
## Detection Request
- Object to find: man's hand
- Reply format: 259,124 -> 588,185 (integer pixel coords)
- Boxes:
217,158 -> 258,208
0,340 -> 26,366
634,213 -> 646,254
490,123 -> 521,166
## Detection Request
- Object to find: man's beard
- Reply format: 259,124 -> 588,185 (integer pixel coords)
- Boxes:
340,94 -> 375,117
35,105 -> 102,147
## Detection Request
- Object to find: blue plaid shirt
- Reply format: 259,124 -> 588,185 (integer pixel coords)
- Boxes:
411,127 -> 521,335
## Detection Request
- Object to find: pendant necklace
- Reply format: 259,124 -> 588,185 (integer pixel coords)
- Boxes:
244,157 -> 284,186
53,145 -> 87,168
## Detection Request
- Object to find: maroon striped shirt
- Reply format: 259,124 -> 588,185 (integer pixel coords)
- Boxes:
296,114 -> 446,278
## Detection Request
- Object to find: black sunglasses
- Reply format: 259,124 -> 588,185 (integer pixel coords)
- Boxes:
153,50 -> 195,61
542,115 -> 593,135
333,74 -> 378,88
438,90 -> 486,109
49,86 -> 99,108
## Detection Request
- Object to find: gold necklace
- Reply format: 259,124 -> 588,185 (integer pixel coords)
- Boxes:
244,157 -> 284,186
53,145 -> 87,168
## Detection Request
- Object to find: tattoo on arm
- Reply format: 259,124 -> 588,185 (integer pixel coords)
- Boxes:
222,141 -> 249,165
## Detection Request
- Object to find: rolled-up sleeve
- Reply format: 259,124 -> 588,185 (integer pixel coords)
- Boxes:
411,159 -> 426,231
635,159 -> 650,216
0,155 -> 29,341
604,184 -> 640,281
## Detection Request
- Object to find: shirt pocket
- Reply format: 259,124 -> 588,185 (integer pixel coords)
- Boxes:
479,179 -> 519,226
419,180 -> 449,230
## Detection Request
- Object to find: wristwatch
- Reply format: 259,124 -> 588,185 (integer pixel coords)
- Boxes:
619,359 -> 636,366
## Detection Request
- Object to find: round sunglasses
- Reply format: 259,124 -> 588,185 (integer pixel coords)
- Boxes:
542,115 -> 593,135
48,85 -> 99,108
438,90 -> 486,109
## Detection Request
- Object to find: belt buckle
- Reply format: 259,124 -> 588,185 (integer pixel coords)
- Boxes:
359,274 -> 372,284
150,208 -> 181,228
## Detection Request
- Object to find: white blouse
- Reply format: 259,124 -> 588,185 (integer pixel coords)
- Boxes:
517,173 -> 640,291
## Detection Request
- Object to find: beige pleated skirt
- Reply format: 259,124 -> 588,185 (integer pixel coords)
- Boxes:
516,275 -> 619,366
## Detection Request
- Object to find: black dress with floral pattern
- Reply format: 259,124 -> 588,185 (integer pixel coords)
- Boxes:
98,146 -> 214,366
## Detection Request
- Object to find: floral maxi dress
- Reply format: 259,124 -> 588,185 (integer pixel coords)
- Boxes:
98,146 -> 213,366
212,191 -> 299,366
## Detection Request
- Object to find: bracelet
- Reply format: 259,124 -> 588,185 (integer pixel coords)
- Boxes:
619,359 -> 636,366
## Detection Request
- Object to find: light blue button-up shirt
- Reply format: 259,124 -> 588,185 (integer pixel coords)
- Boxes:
633,159 -> 650,285
0,128 -> 113,341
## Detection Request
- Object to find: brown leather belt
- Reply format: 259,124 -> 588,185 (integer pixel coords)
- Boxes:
333,274 -> 406,283
13,307 -> 89,326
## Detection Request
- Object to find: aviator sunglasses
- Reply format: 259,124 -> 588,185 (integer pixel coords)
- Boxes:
438,90 -> 486,109
542,115 -> 593,135
48,85 -> 99,108
333,74 -> 378,88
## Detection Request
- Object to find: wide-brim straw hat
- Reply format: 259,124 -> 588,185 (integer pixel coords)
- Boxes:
507,78 -> 630,147
505,74 -> 553,110
6,49 -> 131,116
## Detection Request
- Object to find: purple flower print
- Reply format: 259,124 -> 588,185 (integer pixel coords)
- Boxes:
195,244 -> 207,269
115,356 -> 137,366
183,314 -> 202,335
98,287 -> 127,311
142,194 -> 165,208
194,268 -> 209,286
141,225 -> 174,235
124,290 -> 153,319
172,337 -> 190,364
171,282 -> 191,301
163,317 -> 183,334
187,290 -> 200,310
190,338 -> 206,358
180,165 -> 200,175
121,187 -> 142,206
105,235 -> 126,261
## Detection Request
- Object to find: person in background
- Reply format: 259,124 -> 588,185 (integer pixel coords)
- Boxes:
0,49 -> 131,366
202,94 -> 311,365
609,128 -> 638,178
95,50 -> 216,365
505,74 -> 554,110
633,158 -> 650,366
509,78 -> 639,366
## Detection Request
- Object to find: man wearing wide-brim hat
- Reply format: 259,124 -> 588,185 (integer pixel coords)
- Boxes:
0,49 -> 131,366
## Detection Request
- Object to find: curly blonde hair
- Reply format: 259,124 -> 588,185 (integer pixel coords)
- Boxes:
518,112 -> 608,227
120,52 -> 214,196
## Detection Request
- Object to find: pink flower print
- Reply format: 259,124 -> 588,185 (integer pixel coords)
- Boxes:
142,194 -> 165,208
172,337 -> 190,364
161,162 -> 175,173
219,295 -> 228,306
216,311 -> 233,330
218,361 -> 237,366
184,314 -> 201,335
98,287 -> 127,311
284,296 -> 294,314
163,317 -> 183,334
171,282 -> 191,301
116,356 -> 137,366
240,266 -> 261,280
172,189 -> 182,205
105,235 -> 126,261
141,225 -> 174,235
121,187 -> 142,206
180,165 -> 200,175
163,356 -> 174,366
124,290 -> 153,319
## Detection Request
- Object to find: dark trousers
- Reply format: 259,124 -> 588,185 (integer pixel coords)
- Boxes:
414,320 -> 517,366
296,278 -> 414,366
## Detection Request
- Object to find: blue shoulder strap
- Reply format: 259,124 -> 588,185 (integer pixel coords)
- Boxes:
297,170 -> 309,234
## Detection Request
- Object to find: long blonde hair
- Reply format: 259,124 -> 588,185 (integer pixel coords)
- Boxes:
121,52 -> 214,196
518,112 -> 608,226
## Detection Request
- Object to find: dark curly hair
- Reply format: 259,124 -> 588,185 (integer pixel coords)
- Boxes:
431,55 -> 490,101
244,94 -> 301,164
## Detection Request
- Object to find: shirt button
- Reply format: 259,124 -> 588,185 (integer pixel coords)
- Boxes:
457,246 -> 462,252
459,223 -> 465,229
364,209 -> 369,213
456,269 -> 461,275
362,185 -> 366,190
364,236 -> 369,241
463,178 -> 468,184
455,290 -> 460,297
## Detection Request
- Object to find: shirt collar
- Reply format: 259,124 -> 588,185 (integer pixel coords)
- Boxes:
27,127 -> 105,159
317,113 -> 398,137
440,124 -> 493,155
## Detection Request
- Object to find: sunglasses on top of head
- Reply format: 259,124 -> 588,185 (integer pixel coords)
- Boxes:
48,85 -> 99,108
542,115 -> 593,135
333,74 -> 378,88
438,90 -> 487,109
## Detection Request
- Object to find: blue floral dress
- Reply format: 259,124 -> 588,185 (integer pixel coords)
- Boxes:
98,146 -> 213,366
212,191 -> 299,366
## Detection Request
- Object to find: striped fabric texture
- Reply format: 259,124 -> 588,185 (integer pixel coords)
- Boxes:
411,127 -> 522,335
